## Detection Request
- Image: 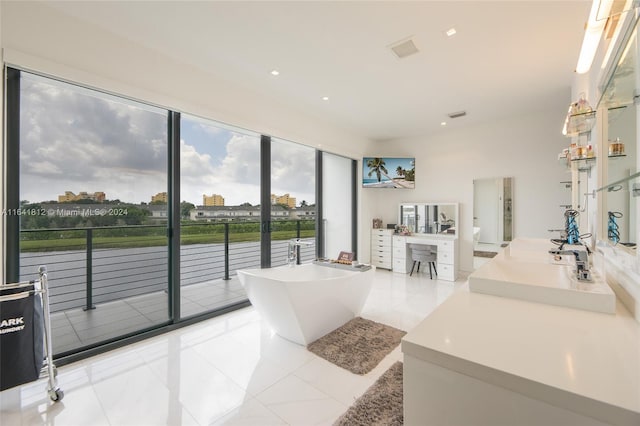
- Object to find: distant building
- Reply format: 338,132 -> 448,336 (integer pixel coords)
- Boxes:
58,191 -> 106,203
146,204 -> 168,219
190,205 -> 291,222
290,206 -> 316,220
203,193 -> 225,206
271,193 -> 296,209
151,192 -> 168,203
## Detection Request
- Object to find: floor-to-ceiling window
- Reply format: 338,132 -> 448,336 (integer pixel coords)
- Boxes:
270,138 -> 316,266
179,114 -> 259,318
11,69 -> 170,355
5,67 -> 357,360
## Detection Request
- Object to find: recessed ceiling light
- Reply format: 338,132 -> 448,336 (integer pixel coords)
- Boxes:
270,70 -> 280,76
440,122 -> 447,126
322,96 -> 329,101
445,27 -> 457,37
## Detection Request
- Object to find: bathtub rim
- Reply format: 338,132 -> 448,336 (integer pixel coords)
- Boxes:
237,262 -> 365,283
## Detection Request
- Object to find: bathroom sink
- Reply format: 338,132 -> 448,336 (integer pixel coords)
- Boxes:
469,259 -> 615,314
498,239 -> 570,264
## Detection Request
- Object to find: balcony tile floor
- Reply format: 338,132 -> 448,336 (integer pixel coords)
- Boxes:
50,279 -> 248,353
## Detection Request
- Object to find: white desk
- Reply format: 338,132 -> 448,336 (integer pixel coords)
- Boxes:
392,233 -> 458,281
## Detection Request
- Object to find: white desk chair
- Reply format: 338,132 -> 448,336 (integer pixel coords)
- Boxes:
408,243 -> 438,279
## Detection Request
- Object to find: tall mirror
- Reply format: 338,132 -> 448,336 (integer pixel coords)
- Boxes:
600,12 -> 638,251
606,105 -> 637,249
473,177 -> 513,266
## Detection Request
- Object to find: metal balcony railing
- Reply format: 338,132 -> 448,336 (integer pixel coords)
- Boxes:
19,220 -> 316,313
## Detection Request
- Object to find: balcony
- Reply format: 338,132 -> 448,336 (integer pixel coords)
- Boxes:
18,221 -> 316,355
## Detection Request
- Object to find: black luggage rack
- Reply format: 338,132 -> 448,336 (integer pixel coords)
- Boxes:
0,266 -> 64,402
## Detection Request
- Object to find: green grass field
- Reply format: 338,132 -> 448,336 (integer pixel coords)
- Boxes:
20,230 -> 316,252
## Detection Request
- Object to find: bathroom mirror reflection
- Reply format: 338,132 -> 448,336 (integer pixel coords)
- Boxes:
473,177 -> 513,266
398,203 -> 458,234
600,13 -> 639,250
606,105 -> 637,249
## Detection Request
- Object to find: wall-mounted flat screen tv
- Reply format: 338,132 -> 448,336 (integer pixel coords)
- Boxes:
362,157 -> 415,189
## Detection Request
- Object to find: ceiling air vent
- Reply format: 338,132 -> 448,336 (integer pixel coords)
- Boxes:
447,111 -> 467,119
389,37 -> 419,59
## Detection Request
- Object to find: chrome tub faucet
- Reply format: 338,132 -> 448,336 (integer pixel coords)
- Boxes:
287,238 -> 314,266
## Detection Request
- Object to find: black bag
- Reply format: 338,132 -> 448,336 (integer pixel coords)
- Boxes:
0,285 -> 45,391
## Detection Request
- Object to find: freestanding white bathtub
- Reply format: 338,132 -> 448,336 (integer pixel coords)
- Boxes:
237,263 -> 374,345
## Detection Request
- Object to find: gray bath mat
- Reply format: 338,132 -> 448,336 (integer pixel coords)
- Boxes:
474,250 -> 498,258
333,361 -> 403,426
307,317 -> 406,375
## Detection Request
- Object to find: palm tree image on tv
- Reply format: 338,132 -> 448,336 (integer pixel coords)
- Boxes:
363,157 -> 414,188
367,157 -> 389,183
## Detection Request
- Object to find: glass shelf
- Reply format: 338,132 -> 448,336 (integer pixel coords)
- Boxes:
607,105 -> 628,124
596,170 -> 640,193
563,110 -> 595,136
557,152 -> 569,163
570,157 -> 596,173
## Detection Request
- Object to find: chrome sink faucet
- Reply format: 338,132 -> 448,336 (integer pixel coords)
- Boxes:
548,247 -> 592,281
287,238 -> 314,266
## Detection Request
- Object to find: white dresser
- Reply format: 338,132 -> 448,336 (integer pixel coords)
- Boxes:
392,234 -> 458,281
392,235 -> 410,273
370,228 -> 393,270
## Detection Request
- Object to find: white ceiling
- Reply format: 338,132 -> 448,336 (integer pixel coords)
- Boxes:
44,1 -> 591,141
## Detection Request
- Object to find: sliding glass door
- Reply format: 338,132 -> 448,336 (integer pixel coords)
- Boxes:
179,114 -> 259,318
270,138 -> 316,266
322,152 -> 355,259
14,70 -> 170,355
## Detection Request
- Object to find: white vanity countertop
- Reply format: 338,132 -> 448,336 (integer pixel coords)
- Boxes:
396,233 -> 457,241
402,287 -> 640,423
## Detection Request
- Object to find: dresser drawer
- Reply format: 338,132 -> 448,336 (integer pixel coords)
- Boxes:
371,238 -> 392,248
392,236 -> 406,245
393,246 -> 406,260
438,239 -> 455,251
372,257 -> 392,269
371,245 -> 392,255
437,248 -> 454,265
436,263 -> 456,281
371,252 -> 388,262
393,258 -> 409,274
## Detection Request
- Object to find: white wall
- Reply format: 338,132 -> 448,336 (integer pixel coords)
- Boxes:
360,93 -> 571,272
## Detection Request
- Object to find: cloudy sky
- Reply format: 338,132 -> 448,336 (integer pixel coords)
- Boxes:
20,72 -> 315,207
